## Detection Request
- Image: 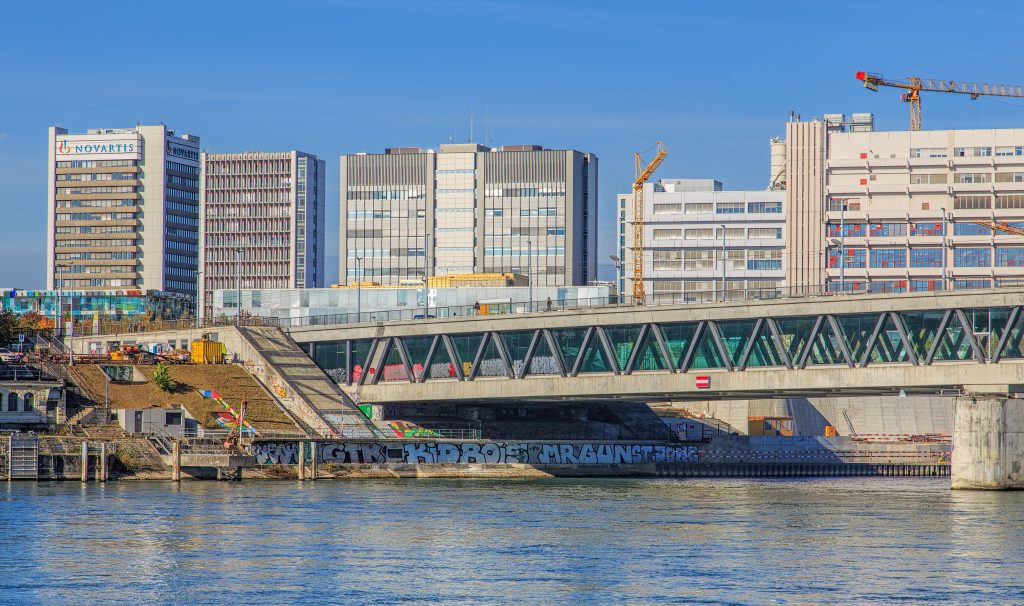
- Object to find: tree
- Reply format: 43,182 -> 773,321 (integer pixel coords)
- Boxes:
0,310 -> 19,345
152,363 -> 178,393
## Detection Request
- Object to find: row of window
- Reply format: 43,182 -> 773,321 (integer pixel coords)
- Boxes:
1,392 -> 36,413
652,227 -> 783,240
827,246 -> 1024,268
167,174 -> 198,188
56,225 -> 135,234
166,161 -> 199,175
57,186 -> 136,195
57,198 -> 137,209
829,219 -> 1024,238
56,172 -> 136,182
651,201 -> 783,216
56,251 -> 135,261
203,160 -> 291,176
484,246 -> 566,256
166,187 -> 198,201
58,159 -> 137,168
55,239 -> 137,248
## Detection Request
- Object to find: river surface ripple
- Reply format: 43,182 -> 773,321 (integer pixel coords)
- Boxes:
1,478 -> 1023,605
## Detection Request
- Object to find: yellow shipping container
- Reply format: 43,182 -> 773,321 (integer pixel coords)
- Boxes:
191,339 -> 226,364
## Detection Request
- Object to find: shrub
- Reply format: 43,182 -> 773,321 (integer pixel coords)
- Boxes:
152,363 -> 177,393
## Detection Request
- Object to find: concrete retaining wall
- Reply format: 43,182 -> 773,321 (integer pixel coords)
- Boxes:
952,397 -> 1024,490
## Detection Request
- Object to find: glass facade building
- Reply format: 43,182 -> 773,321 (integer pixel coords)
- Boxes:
340,143 -> 598,288
1,289 -> 191,321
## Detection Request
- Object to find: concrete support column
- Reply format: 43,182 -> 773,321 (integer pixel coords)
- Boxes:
952,397 -> 1024,490
298,440 -> 306,481
310,440 -> 318,481
172,441 -> 182,482
81,441 -> 88,482
99,443 -> 107,482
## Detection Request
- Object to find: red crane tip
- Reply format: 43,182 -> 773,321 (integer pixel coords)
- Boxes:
855,71 -> 867,81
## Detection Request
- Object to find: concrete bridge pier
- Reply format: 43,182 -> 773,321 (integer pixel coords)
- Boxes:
952,397 -> 1024,490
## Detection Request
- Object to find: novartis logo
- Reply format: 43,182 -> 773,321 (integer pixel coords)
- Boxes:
57,139 -> 71,154
57,140 -> 136,155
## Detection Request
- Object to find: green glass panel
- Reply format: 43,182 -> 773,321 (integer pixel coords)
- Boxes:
716,320 -> 756,366
604,325 -> 643,370
898,311 -> 945,360
837,313 -> 882,361
449,333 -> 484,372
500,330 -> 535,375
774,317 -> 816,362
963,307 -> 1012,360
527,334 -> 561,376
659,323 -> 698,368
578,332 -> 614,373
401,336 -> 434,381
351,339 -> 374,383
806,321 -> 845,365
427,338 -> 458,380
747,323 -> 785,368
477,335 -> 510,377
633,329 -> 669,372
933,319 -> 974,362
551,328 -> 588,370
379,339 -> 409,382
313,341 -> 345,371
999,310 -> 1024,359
867,316 -> 910,364
689,327 -> 726,370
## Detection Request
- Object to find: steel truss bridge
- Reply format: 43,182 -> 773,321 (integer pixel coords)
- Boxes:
287,288 -> 1024,403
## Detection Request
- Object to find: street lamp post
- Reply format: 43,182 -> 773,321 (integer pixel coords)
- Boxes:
840,200 -> 846,292
720,224 -> 727,303
527,239 -> 533,312
355,255 -> 363,322
423,234 -> 431,319
235,247 -> 242,327
609,254 -> 622,304
195,270 -> 203,329
941,206 -> 948,291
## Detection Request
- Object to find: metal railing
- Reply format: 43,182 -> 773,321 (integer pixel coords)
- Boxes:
74,281 -> 1024,337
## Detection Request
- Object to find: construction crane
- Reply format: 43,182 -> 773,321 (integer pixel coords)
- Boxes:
633,142 -> 669,304
965,219 -> 1024,237
856,71 -> 1024,131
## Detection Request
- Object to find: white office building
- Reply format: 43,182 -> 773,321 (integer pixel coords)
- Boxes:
618,179 -> 786,303
47,125 -> 200,300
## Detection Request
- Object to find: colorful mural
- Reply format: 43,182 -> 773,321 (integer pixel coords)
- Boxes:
198,389 -> 260,436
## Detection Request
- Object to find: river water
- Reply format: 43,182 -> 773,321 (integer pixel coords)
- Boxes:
1,478 -> 1023,605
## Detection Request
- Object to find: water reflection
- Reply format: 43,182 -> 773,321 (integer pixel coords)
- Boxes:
1,478 -> 1022,604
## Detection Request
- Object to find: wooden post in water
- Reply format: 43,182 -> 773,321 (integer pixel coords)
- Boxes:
298,441 -> 306,481
172,441 -> 181,482
310,440 -> 318,481
81,441 -> 89,482
99,443 -> 107,482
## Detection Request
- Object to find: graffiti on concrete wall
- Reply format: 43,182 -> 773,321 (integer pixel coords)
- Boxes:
249,441 -> 698,465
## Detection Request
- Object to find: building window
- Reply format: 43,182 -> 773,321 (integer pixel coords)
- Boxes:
996,247 -> 1024,267
953,222 -> 991,236
165,412 -> 182,426
747,201 -> 782,213
23,392 -> 33,412
653,229 -> 682,240
684,203 -> 713,214
715,202 -> 745,214
6,392 -> 16,412
954,247 -> 991,267
911,173 -> 947,184
997,195 -> 1024,209
954,195 -> 992,210
653,251 -> 682,270
910,248 -> 943,268
827,248 -> 867,268
953,172 -> 992,184
954,147 -> 992,157
868,280 -> 908,293
909,222 -> 944,236
684,228 -> 714,240
869,223 -> 907,237
870,248 -> 907,268
909,279 -> 944,292
747,228 -> 782,240
653,203 -> 682,215
828,223 -> 866,238
954,279 -> 991,289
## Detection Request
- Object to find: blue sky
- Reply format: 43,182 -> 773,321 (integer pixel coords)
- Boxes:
3,0 -> 1024,287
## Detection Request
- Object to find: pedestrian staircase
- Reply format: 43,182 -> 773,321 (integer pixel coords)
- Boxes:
235,326 -> 386,439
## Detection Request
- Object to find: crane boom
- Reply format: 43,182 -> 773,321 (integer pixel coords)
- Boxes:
633,142 -> 668,304
966,219 -> 1024,237
856,71 -> 1024,131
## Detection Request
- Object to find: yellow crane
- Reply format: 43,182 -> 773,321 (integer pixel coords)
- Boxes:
633,142 -> 669,303
966,219 -> 1024,237
856,71 -> 1024,131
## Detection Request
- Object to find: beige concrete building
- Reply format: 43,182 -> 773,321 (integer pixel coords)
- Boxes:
786,116 -> 1024,293
340,143 -> 598,288
47,125 -> 200,300
199,151 -> 326,319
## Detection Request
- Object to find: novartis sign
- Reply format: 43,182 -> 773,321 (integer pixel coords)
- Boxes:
56,138 -> 138,156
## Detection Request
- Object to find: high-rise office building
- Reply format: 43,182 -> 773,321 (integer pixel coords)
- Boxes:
199,152 -> 325,319
785,114 -> 1024,293
339,143 -> 598,287
618,179 -> 786,302
47,125 -> 200,299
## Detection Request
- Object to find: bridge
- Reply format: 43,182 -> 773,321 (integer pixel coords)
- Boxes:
288,287 -> 1024,404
